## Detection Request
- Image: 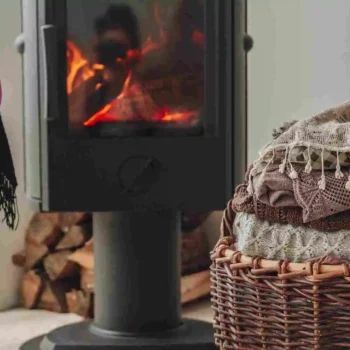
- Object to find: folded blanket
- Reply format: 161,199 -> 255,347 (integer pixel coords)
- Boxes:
251,100 -> 350,175
263,146 -> 350,170
253,163 -> 298,207
235,212 -> 350,263
233,184 -> 350,232
252,163 -> 350,222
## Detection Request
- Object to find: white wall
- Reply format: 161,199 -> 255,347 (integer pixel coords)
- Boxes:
0,0 -> 33,310
248,0 -> 350,163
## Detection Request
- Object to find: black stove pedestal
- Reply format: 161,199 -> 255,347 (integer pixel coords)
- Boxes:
21,319 -> 215,349
20,210 -> 216,350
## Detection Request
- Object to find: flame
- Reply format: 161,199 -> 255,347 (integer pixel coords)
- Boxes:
162,110 -> 198,123
68,3 -> 203,128
83,104 -> 116,126
115,70 -> 132,100
92,64 -> 105,70
66,41 -> 94,94
116,49 -> 141,65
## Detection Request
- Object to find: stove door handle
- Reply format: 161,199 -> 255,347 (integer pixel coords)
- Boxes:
40,24 -> 58,122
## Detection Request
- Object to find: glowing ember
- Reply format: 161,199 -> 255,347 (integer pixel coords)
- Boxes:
192,30 -> 204,49
162,110 -> 199,123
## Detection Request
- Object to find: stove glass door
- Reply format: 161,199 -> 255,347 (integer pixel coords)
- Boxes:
66,0 -> 210,137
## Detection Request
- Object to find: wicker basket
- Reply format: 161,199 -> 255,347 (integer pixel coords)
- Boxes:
210,200 -> 350,350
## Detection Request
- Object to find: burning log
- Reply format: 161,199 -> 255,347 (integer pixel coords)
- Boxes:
66,17 -> 203,130
43,250 -> 80,281
68,74 -> 104,128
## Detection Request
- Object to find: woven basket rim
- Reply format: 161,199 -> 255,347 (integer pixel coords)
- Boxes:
213,237 -> 350,281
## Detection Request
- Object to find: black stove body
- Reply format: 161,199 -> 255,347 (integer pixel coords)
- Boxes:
20,0 -> 247,213
17,0 -> 251,349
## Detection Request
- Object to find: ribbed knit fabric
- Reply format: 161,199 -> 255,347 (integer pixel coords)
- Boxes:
252,163 -> 350,222
233,184 -> 350,232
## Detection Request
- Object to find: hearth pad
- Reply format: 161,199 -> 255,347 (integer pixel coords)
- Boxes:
20,319 -> 216,349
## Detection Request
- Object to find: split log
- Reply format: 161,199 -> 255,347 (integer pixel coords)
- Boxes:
71,234 -> 210,275
58,213 -> 91,232
69,242 -> 94,270
25,213 -> 62,247
43,250 -> 80,281
21,270 -> 45,309
37,278 -> 77,313
12,250 -> 26,267
25,242 -> 49,270
79,267 -> 211,305
181,227 -> 210,275
66,289 -> 93,318
80,268 -> 94,293
181,270 -> 211,304
56,223 -> 92,251
181,212 -> 210,232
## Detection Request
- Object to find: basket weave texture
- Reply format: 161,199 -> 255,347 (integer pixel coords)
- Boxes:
210,200 -> 350,350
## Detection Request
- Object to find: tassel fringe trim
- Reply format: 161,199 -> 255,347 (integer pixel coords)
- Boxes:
249,143 -> 350,195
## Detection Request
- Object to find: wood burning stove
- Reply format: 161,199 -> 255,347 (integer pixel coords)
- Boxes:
16,0 -> 252,349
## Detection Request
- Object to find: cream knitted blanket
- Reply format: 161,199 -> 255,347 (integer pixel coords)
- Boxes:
235,212 -> 350,262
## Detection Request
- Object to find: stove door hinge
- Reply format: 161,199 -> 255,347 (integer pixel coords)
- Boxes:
14,33 -> 25,55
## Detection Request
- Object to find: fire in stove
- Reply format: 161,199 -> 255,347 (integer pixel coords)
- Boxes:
66,1 -> 205,137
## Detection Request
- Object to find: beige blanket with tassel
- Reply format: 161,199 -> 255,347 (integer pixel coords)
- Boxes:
248,100 -> 350,196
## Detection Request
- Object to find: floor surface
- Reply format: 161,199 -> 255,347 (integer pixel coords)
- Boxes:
0,299 -> 212,350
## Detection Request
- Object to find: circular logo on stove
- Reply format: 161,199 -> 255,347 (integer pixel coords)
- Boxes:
117,155 -> 163,195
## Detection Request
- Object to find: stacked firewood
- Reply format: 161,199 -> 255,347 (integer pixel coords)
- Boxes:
13,212 -> 211,318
